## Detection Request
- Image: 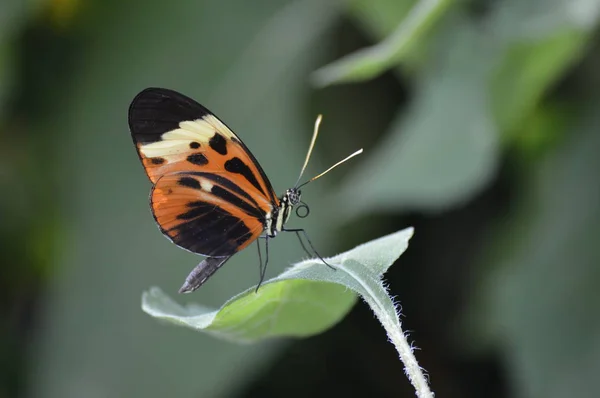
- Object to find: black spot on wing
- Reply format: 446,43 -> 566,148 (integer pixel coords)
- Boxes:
209,133 -> 227,155
224,157 -> 265,195
150,157 -> 165,165
189,141 -> 201,149
224,136 -> 277,204
178,176 -> 201,189
187,153 -> 209,166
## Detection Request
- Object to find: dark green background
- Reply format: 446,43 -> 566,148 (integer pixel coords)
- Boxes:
2,0 -> 600,397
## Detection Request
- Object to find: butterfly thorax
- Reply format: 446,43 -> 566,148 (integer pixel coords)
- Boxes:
265,188 -> 301,238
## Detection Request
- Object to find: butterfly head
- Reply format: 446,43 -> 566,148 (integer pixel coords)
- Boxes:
279,187 -> 302,225
270,188 -> 302,237
285,187 -> 302,206
281,187 -> 310,221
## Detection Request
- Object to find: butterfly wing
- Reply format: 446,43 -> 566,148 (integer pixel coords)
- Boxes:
128,87 -> 279,209
151,171 -> 265,256
128,87 -> 279,256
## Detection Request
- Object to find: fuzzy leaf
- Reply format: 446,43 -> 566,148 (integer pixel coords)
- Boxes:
142,228 -> 414,343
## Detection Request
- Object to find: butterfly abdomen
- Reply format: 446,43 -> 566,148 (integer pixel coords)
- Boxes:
266,188 -> 301,237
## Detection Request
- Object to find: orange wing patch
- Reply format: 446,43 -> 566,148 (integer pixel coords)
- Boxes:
151,172 -> 265,257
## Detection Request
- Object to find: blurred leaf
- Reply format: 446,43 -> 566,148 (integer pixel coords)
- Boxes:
346,0 -> 437,73
490,7 -> 592,135
312,0 -> 454,86
333,0 -> 600,216
512,101 -> 571,161
466,97 -> 600,398
334,18 -> 499,215
489,0 -> 600,40
143,228 -> 413,343
348,0 -> 415,37
487,0 -> 600,140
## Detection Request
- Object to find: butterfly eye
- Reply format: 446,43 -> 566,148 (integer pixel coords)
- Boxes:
295,202 -> 310,218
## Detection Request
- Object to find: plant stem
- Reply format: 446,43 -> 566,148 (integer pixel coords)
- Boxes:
364,291 -> 434,398
339,259 -> 434,398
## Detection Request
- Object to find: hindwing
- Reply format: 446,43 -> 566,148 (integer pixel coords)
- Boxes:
151,172 -> 265,256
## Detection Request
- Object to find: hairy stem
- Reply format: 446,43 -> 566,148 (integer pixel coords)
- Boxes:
338,261 -> 434,398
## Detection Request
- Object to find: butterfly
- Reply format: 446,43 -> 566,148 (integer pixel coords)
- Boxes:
128,88 -> 362,293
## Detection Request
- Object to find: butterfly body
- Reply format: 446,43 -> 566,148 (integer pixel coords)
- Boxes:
269,188 -> 301,237
129,88 -> 361,293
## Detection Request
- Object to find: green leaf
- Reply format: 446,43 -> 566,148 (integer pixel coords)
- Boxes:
143,227 -> 435,397
490,12 -> 591,136
332,0 -> 600,216
334,19 -> 500,215
142,227 -> 414,343
511,100 -> 571,161
311,0 -> 454,87
488,0 -> 600,38
143,282 -> 355,343
347,0 -> 415,38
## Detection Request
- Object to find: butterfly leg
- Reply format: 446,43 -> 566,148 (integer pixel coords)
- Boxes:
283,228 -> 335,270
255,237 -> 269,293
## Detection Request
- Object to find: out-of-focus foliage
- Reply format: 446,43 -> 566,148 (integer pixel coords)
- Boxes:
466,98 -> 600,398
312,0 -> 453,86
332,0 -> 598,215
2,0 -> 600,397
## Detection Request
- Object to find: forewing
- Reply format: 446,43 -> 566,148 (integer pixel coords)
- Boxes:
151,172 -> 265,257
128,87 -> 279,212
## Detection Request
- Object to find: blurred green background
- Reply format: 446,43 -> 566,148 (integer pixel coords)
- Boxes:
2,0 -> 600,397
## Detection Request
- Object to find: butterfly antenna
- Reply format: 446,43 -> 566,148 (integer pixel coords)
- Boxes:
297,148 -> 363,189
294,114 -> 323,188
